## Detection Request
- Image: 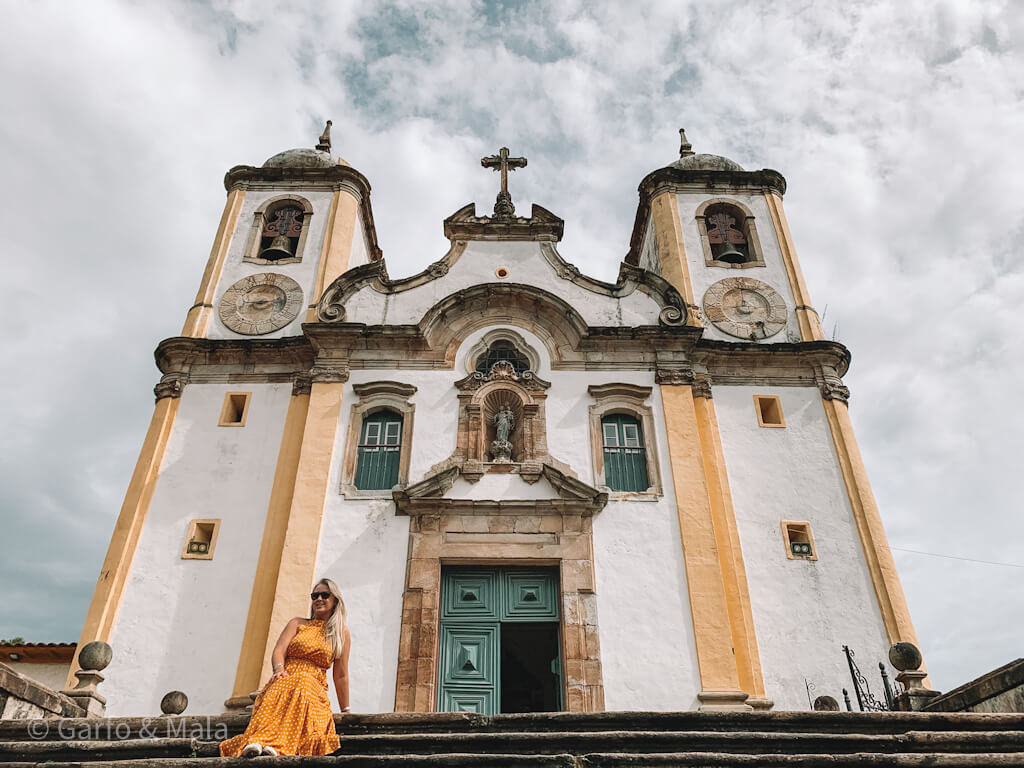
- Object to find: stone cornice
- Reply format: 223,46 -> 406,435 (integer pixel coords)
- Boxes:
442,202 -> 564,242
150,333 -> 851,394
625,166 -> 787,267
223,163 -> 383,262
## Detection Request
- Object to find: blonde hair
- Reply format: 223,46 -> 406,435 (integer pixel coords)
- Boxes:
311,577 -> 347,660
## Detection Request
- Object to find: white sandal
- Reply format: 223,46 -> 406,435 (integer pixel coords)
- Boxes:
262,745 -> 279,756
241,743 -> 262,758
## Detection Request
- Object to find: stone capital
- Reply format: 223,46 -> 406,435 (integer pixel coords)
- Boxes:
154,373 -> 188,401
309,363 -> 350,384
655,366 -> 696,386
820,378 -> 851,403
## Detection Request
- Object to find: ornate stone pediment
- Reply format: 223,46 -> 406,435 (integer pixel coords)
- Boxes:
454,361 -> 551,392
393,464 -> 607,516
442,202 -> 564,242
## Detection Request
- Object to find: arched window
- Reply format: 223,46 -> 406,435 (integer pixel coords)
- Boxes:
258,204 -> 304,261
354,410 -> 403,490
695,199 -> 766,269
475,340 -> 531,376
601,414 -> 649,492
705,203 -> 750,264
243,195 -> 314,266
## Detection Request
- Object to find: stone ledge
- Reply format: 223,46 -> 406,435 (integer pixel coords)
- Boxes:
925,659 -> 1024,713
0,663 -> 84,718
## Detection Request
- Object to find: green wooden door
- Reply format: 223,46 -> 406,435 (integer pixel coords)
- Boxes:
438,567 -> 560,715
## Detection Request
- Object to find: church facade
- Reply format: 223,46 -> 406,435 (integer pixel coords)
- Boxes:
70,127 -> 922,717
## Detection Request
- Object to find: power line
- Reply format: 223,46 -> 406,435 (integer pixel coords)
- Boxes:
891,547 -> 1024,569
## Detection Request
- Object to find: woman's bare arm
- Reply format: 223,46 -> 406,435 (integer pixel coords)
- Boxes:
332,626 -> 352,711
268,618 -> 303,683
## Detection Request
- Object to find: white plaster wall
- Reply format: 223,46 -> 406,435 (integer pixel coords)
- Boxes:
344,240 -> 665,328
675,193 -> 801,344
714,385 -> 892,710
207,189 -> 334,341
311,324 -> 701,711
5,662 -> 70,692
105,383 -> 292,715
638,216 -> 660,276
348,215 -> 371,269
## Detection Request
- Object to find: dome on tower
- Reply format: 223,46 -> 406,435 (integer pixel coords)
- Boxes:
665,128 -> 744,172
262,147 -> 338,168
261,121 -> 351,168
668,152 -> 744,172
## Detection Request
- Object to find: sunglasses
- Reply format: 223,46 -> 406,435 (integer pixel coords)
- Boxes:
310,591 -> 332,601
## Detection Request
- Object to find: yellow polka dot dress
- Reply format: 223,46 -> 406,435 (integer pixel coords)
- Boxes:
220,620 -> 340,756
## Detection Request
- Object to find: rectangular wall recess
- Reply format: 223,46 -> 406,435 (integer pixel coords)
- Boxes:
781,520 -> 817,561
219,392 -> 251,427
754,395 -> 785,428
182,519 -> 221,560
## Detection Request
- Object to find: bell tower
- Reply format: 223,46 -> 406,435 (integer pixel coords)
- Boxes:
179,121 -> 382,342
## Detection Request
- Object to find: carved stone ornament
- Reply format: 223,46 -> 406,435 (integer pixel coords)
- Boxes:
154,373 -> 188,401
692,374 -> 713,399
218,272 -> 303,335
655,367 -> 695,386
291,375 -> 313,396
820,379 -> 851,403
309,363 -> 350,383
702,277 -> 787,340
455,360 -> 551,392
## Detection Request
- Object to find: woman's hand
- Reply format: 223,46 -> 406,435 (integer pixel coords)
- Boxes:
269,668 -> 289,684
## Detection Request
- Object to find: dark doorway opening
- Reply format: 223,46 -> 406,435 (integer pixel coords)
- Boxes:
500,622 -> 561,713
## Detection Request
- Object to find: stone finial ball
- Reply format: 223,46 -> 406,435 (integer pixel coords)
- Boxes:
77,641 -> 112,671
812,695 -> 840,711
888,642 -> 923,672
160,690 -> 188,715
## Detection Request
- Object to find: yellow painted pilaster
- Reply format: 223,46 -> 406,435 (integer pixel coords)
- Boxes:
822,397 -> 923,668
67,395 -> 180,687
763,192 -> 824,342
660,385 -> 747,707
259,380 -> 346,683
229,389 -> 311,700
182,188 -> 246,337
692,394 -> 766,701
306,190 -> 359,322
650,191 -> 699,326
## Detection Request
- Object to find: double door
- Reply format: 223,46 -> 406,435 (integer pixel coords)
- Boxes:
438,566 -> 562,715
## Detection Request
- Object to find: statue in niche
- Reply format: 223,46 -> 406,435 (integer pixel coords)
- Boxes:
491,405 -> 516,463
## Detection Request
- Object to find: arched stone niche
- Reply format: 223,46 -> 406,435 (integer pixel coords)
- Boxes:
451,361 -> 554,483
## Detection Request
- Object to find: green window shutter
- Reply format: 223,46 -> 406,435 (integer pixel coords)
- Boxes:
354,411 -> 403,490
602,414 -> 648,492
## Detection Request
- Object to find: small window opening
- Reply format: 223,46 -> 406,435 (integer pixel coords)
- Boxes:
495,267 -> 510,279
782,521 -> 816,560
183,519 -> 220,560
706,204 -> 751,265
754,395 -> 784,428
475,340 -> 531,376
219,392 -> 251,426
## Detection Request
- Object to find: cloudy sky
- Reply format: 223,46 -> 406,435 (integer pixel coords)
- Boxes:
1,0 -> 1021,696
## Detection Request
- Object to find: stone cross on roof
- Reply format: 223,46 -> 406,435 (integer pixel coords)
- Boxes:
481,146 -> 527,219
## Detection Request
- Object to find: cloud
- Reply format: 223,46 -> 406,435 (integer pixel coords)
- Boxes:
0,0 -> 1020,694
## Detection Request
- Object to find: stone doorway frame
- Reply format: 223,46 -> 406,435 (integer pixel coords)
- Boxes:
392,465 -> 607,713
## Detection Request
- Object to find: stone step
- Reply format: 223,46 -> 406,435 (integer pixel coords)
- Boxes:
4,711 -> 1024,743
1,729 -> 1023,762
2,752 -> 1024,768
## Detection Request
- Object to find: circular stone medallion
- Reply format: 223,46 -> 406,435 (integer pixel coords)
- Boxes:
702,277 -> 787,340
218,273 -> 303,335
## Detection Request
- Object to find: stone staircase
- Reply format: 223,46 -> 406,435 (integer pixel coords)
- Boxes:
1,710 -> 1023,766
